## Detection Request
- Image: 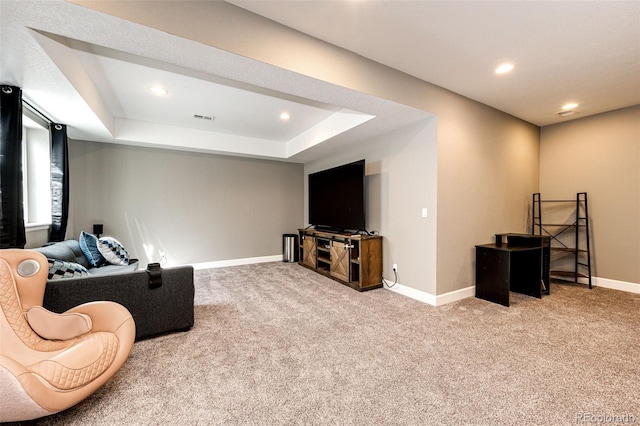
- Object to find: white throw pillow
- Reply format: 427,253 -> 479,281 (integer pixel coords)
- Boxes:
97,237 -> 130,266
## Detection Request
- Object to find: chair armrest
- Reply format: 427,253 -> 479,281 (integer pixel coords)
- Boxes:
25,306 -> 92,340
64,301 -> 135,337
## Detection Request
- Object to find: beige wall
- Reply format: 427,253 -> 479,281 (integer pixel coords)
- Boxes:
540,105 -> 640,284
74,0 -> 540,295
435,98 -> 540,293
67,140 -> 304,267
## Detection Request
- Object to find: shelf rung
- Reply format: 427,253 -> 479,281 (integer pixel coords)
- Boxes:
550,270 -> 588,278
551,248 -> 579,254
551,247 -> 587,252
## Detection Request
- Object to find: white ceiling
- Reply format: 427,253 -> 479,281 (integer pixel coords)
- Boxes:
231,0 -> 640,127
1,1 -> 639,162
84,52 -> 338,142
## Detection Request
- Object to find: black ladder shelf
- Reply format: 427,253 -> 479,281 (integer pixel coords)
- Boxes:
532,192 -> 592,289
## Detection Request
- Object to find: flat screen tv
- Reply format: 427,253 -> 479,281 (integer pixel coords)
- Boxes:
308,159 -> 366,233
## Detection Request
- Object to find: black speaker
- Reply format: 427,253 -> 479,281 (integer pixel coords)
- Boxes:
93,224 -> 103,238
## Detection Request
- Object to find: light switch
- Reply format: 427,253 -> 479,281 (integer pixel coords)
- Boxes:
422,208 -> 428,218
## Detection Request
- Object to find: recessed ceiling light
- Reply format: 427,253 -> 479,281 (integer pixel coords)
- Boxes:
280,112 -> 291,120
562,102 -> 579,110
149,85 -> 168,96
495,63 -> 515,74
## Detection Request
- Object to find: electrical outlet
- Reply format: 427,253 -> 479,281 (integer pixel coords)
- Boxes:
393,263 -> 398,272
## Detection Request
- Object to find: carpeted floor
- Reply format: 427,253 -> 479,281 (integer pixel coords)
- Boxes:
13,262 -> 640,425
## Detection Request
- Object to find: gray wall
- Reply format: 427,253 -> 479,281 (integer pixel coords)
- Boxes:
305,118 -> 439,294
67,140 -> 304,267
540,105 -> 640,284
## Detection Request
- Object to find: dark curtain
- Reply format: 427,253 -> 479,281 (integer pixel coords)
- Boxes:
0,85 -> 26,249
49,123 -> 69,242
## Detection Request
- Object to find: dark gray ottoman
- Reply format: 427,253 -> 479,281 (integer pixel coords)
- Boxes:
43,266 -> 194,341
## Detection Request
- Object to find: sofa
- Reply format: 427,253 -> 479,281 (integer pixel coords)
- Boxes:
33,239 -> 140,277
33,238 -> 195,341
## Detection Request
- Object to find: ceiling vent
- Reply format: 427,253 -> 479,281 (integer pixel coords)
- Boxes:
193,114 -> 215,122
556,110 -> 578,118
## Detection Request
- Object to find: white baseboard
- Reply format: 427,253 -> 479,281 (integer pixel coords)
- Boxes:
384,280 -> 437,305
582,276 -> 640,294
192,254 -> 283,270
436,285 -> 476,305
383,280 -> 475,306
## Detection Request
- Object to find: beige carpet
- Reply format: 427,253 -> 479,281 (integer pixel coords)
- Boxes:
14,262 -> 640,425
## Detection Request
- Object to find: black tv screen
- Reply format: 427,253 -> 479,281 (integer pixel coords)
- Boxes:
308,159 -> 366,232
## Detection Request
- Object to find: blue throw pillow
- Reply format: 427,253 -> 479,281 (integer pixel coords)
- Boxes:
47,258 -> 90,280
79,231 -> 105,267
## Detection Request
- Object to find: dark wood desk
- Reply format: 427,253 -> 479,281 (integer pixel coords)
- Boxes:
475,243 -> 544,307
495,233 -> 551,294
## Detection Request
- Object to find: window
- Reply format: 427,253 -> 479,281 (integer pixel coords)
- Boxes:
22,113 -> 51,227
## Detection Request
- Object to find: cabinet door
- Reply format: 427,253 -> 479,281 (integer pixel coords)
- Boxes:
330,241 -> 349,282
302,236 -> 317,268
359,238 -> 383,289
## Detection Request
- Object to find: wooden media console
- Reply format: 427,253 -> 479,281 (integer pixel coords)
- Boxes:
298,229 -> 383,291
